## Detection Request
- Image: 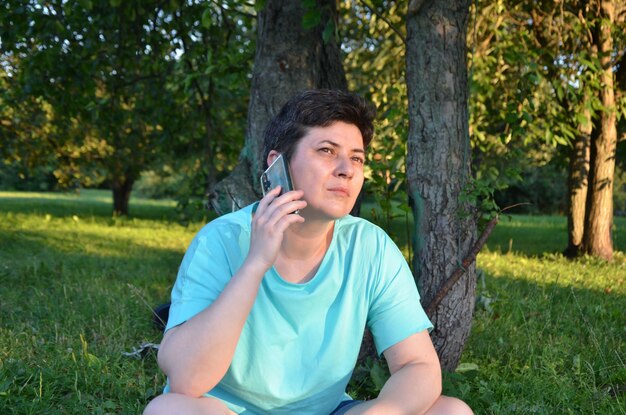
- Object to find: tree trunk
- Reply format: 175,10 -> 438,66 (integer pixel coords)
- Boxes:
209,0 -> 347,214
112,176 -> 134,216
564,106 -> 591,257
406,0 -> 476,371
582,1 -> 617,261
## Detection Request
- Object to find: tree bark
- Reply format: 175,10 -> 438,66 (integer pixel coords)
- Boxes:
564,105 -> 591,257
582,1 -> 617,261
209,0 -> 347,214
112,176 -> 134,216
406,1 -> 476,371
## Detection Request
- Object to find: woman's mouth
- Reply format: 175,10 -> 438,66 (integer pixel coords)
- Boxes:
328,187 -> 350,197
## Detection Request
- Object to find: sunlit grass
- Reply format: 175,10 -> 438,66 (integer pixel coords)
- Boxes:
1,191 -> 625,414
486,213 -> 626,256
0,189 -> 176,220
455,216 -> 626,414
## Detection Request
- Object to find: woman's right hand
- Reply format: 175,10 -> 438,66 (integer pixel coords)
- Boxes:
247,186 -> 307,272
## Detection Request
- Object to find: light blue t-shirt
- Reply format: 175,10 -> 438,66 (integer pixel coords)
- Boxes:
165,203 -> 433,414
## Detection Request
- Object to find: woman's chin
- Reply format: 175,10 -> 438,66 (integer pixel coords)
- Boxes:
300,204 -> 352,221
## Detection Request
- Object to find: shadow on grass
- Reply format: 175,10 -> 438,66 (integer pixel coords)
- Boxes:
451,263 -> 626,414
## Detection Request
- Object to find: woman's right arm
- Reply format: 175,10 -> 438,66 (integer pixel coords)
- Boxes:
156,187 -> 306,398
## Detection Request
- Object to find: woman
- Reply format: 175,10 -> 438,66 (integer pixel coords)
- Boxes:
144,90 -> 473,415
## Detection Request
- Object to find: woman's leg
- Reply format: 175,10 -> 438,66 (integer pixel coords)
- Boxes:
425,395 -> 473,415
143,393 -> 237,415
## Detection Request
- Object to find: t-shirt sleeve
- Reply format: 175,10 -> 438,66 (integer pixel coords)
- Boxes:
366,233 -> 433,355
165,223 -> 243,332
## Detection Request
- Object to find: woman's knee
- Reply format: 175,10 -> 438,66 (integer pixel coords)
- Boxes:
426,395 -> 473,415
143,393 -> 234,415
143,394 -> 169,415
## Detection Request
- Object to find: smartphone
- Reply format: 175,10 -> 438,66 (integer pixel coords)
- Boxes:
260,153 -> 295,197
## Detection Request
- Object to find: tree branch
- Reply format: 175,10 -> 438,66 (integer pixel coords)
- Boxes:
425,215 -> 498,317
424,201 -> 532,316
357,0 -> 405,45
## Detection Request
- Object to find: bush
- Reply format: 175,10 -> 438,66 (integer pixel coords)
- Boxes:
0,161 -> 58,191
494,159 -> 568,214
133,168 -> 185,199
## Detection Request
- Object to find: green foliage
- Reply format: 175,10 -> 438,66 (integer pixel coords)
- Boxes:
614,168 -> 626,216
468,0 -> 565,218
170,160 -> 220,225
468,0 -> 626,222
0,0 -> 254,214
339,1 -> 411,234
141,0 -> 254,220
494,157 -> 569,215
133,168 -> 184,200
0,160 -> 57,192
1,0 -> 185,192
347,357 -> 389,400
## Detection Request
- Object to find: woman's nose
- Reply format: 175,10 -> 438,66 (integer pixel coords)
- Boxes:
335,155 -> 354,178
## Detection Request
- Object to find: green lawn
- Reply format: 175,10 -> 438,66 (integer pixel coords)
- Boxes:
1,191 -> 624,414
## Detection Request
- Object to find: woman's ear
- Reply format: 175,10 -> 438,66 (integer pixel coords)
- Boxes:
267,150 -> 280,167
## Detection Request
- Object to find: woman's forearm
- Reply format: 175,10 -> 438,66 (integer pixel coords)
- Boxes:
157,258 -> 267,397
348,361 -> 442,415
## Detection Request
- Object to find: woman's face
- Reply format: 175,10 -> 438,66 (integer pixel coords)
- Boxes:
269,121 -> 365,221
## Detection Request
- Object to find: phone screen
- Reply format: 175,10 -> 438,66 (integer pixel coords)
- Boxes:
260,154 -> 295,197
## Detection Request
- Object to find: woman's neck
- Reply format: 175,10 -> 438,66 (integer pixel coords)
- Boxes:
281,218 -> 334,259
274,219 -> 335,283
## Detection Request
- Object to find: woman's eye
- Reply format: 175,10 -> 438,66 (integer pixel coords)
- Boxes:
352,157 -> 364,164
319,148 -> 333,154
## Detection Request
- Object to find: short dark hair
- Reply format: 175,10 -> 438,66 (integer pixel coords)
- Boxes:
262,89 -> 376,169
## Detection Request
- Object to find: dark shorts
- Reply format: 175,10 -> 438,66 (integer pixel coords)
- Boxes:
329,400 -> 363,415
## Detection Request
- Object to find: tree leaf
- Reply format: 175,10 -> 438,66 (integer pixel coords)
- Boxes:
254,0 -> 267,12
201,8 -> 212,29
369,361 -> 388,391
322,20 -> 334,43
302,9 -> 321,29
78,0 -> 93,11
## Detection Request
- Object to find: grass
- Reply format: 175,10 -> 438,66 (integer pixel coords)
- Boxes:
0,189 -> 176,220
454,214 -> 626,414
1,190 -> 625,414
0,190 -> 204,414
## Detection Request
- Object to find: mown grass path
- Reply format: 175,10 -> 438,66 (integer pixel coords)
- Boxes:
1,191 -> 624,414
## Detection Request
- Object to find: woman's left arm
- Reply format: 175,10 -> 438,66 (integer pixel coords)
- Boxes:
348,330 -> 442,415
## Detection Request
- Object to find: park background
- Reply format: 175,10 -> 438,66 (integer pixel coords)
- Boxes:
1,1 -> 625,414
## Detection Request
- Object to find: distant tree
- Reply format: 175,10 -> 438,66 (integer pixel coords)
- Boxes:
565,92 -> 591,257
165,1 -> 255,220
581,1 -> 623,260
522,1 -> 602,258
406,0 -> 476,371
0,1 -> 184,214
469,0 -> 626,260
524,0 -> 625,259
468,0 -> 573,218
0,1 -> 256,216
209,0 -> 347,214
